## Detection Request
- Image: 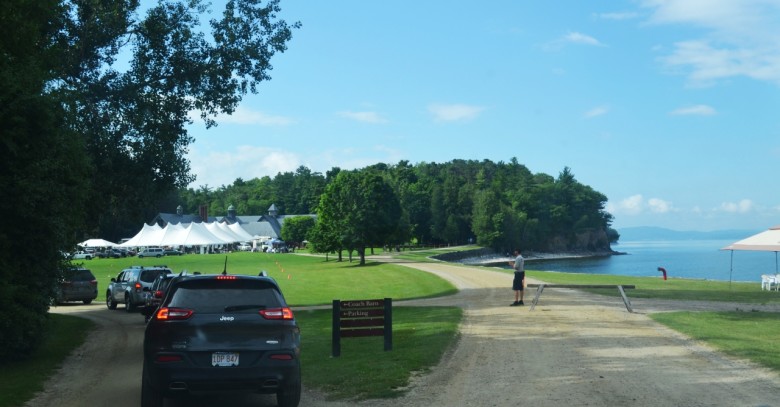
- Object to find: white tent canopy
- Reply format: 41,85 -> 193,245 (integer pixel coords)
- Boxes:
721,225 -> 780,252
118,222 -> 254,248
205,222 -> 242,243
227,222 -> 255,241
79,238 -> 117,247
721,225 -> 780,283
177,222 -> 230,246
118,223 -> 163,248
158,223 -> 187,247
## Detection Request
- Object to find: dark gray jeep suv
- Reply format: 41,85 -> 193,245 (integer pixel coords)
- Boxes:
141,273 -> 301,407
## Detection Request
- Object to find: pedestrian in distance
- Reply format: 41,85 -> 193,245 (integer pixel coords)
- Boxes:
508,249 -> 525,306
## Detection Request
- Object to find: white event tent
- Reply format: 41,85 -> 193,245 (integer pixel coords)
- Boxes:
227,222 -> 256,241
721,225 -> 780,285
205,222 -> 242,243
79,238 -> 117,247
119,222 -> 252,248
118,223 -> 163,247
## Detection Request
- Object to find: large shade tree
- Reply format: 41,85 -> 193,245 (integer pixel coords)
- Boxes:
0,0 -> 92,360
56,0 -> 300,240
313,170 -> 404,265
0,0 -> 299,360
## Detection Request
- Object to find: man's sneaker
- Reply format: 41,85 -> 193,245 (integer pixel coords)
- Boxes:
518,300 -> 524,305
510,301 -> 520,306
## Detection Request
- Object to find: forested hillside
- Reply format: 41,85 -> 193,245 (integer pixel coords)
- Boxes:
176,158 -> 617,253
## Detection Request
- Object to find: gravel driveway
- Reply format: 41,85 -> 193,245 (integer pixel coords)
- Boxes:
31,259 -> 780,407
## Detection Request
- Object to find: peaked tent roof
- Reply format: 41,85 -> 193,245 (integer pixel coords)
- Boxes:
721,225 -> 780,252
177,222 -> 231,246
119,222 -> 234,247
205,222 -> 242,243
158,223 -> 187,247
118,224 -> 163,247
226,222 -> 255,241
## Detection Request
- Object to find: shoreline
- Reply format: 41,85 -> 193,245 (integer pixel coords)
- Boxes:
457,250 -> 623,266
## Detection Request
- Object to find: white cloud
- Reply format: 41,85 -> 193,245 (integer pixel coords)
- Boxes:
648,198 -> 674,213
338,110 -> 388,124
563,31 -> 605,46
719,199 -> 754,213
606,194 -> 645,216
188,146 -> 301,188
584,106 -> 609,118
606,194 -> 676,216
215,106 -> 295,126
428,104 -> 486,122
670,104 -> 717,115
643,0 -> 780,86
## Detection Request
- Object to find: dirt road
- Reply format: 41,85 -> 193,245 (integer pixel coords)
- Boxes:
31,259 -> 780,407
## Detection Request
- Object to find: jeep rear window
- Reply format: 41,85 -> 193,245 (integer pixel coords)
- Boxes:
167,279 -> 282,313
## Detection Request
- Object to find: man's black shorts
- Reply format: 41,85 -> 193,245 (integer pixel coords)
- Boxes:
513,271 -> 525,291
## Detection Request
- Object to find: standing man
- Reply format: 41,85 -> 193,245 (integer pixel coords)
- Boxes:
509,249 -> 525,306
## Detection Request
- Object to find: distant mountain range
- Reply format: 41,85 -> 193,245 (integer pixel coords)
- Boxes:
617,226 -> 761,242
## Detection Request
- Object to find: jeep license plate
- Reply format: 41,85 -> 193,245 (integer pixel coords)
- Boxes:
212,352 -> 239,367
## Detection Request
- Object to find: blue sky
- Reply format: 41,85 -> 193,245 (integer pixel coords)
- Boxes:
182,0 -> 780,232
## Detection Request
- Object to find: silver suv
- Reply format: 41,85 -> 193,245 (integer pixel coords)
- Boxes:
107,266 -> 172,312
138,247 -> 165,258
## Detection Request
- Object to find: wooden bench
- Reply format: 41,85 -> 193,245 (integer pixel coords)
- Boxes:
526,284 -> 636,313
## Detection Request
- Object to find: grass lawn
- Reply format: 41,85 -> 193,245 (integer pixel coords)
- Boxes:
75,251 -> 459,306
650,311 -> 780,371
297,306 -> 462,400
0,314 -> 94,407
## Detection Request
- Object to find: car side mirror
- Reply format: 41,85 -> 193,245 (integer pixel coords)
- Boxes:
110,278 -> 117,283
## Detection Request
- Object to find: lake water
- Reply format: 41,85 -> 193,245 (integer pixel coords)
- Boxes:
527,240 -> 779,283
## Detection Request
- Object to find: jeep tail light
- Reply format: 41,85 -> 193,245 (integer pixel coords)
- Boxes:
216,275 -> 237,280
259,307 -> 294,320
134,282 -> 142,291
156,307 -> 193,321
90,279 -> 97,285
155,354 -> 183,363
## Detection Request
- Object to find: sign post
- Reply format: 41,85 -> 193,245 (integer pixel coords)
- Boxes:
332,298 -> 392,357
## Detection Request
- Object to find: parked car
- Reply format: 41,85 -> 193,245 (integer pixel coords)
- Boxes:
142,273 -> 301,407
138,247 -> 165,258
106,265 -> 172,312
106,248 -> 125,258
141,271 -> 177,322
55,268 -> 98,304
163,248 -> 183,256
72,251 -> 94,260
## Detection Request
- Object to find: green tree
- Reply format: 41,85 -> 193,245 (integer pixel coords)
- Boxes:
314,170 -> 402,265
0,0 -> 299,360
0,0 -> 91,360
280,216 -> 316,249
54,0 -> 300,240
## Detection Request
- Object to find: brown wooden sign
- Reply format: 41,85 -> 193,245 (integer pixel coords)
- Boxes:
332,298 -> 392,357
